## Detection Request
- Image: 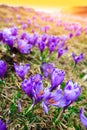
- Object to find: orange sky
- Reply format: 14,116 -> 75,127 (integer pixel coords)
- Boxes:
0,0 -> 87,7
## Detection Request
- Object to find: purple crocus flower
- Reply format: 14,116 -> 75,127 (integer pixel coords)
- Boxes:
74,24 -> 79,31
32,16 -> 37,20
4,37 -> 14,49
44,26 -> 50,33
40,62 -> 54,78
50,68 -> 65,91
75,29 -> 81,36
31,29 -> 35,33
21,74 -> 44,104
64,80 -> 81,102
48,42 -> 57,54
21,33 -> 38,46
27,20 -> 32,26
10,27 -> 18,36
42,88 -> 68,114
61,35 -> 69,42
20,32 -> 30,40
14,63 -> 30,80
22,24 -> 28,30
0,119 -> 7,130
72,52 -> 84,66
41,34 -> 47,42
38,41 -> 46,53
58,46 -> 68,58
47,35 -> 59,53
17,39 -> 32,54
2,28 -> 11,40
1,27 -> 17,49
80,108 -> 87,128
21,77 -> 33,98
29,33 -> 38,46
69,33 -> 73,38
48,35 -> 57,45
0,60 -> 7,79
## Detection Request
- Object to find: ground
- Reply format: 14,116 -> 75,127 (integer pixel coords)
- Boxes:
0,5 -> 87,130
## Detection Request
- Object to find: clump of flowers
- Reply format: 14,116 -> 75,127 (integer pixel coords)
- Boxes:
21,62 -> 81,117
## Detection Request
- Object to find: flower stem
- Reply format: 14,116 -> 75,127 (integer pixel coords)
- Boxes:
24,104 -> 34,116
55,108 -> 65,123
74,62 -> 76,68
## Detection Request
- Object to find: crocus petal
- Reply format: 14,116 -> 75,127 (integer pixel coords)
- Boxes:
0,119 -> 7,130
42,102 -> 48,114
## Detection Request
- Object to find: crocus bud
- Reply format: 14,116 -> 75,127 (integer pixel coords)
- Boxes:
50,68 -> 65,91
80,108 -> 87,128
0,60 -> 7,79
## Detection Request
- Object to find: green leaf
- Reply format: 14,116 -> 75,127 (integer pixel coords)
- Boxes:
30,50 -> 36,56
0,80 -> 5,85
14,91 -> 21,103
61,82 -> 65,90
79,73 -> 85,79
10,103 -> 17,113
70,61 -> 74,67
4,44 -> 10,52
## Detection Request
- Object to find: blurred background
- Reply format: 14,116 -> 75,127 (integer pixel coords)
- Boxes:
0,0 -> 87,15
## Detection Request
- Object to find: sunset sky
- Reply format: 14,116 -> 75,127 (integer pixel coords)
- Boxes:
0,0 -> 87,7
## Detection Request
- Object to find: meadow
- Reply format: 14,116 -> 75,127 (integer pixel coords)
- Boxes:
0,5 -> 87,130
